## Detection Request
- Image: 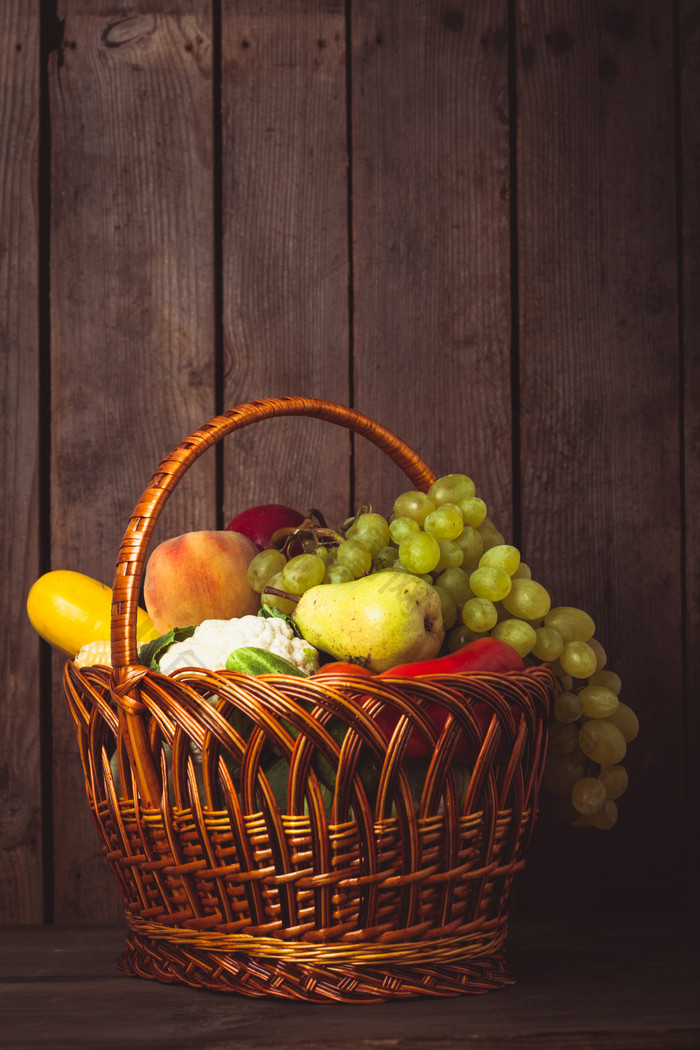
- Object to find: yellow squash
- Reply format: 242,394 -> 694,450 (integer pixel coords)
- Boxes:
26,570 -> 160,657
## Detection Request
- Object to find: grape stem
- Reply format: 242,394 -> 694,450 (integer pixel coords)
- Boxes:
262,585 -> 300,605
268,517 -> 345,557
340,504 -> 372,533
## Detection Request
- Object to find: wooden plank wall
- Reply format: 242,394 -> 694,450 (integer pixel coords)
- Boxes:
1,0 -> 697,925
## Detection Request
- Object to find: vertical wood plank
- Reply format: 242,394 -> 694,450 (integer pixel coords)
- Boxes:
0,1 -> 42,923
220,0 -> 351,528
50,0 -> 216,922
351,1 -> 514,529
515,2 -> 682,914
680,0 -> 700,916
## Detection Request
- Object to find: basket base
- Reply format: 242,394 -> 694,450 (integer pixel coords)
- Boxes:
118,931 -> 515,1003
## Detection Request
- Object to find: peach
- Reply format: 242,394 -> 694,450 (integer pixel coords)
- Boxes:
143,530 -> 260,634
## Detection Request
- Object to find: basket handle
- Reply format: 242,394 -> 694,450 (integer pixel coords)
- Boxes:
111,397 -> 436,676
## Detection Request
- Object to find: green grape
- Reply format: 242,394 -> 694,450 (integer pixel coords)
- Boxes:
337,539 -> 372,578
578,719 -> 627,765
544,606 -> 596,643
543,751 -> 586,795
398,531 -> 441,574
434,540 -> 464,571
501,578 -> 551,620
511,562 -> 532,580
491,618 -> 537,657
453,525 -> 484,565
373,545 -> 399,570
571,776 -> 606,816
548,720 -> 580,755
448,623 -> 481,650
248,548 -> 287,593
346,512 -> 390,555
605,702 -> 639,742
462,597 -> 498,633
553,690 -> 583,723
324,563 -> 354,584
578,684 -> 619,718
588,637 -> 607,671
590,668 -> 622,694
434,585 -> 458,630
598,764 -> 628,800
469,565 -> 511,602
387,561 -> 410,573
478,524 -> 506,551
280,553 -> 326,595
435,566 -> 473,605
532,626 -> 564,662
457,495 -> 488,527
424,504 -> 464,540
392,490 -> 435,525
428,473 -> 476,505
479,543 -> 521,576
389,515 -> 420,544
588,797 -> 618,829
262,572 -> 297,615
547,657 -> 566,679
559,640 -> 598,679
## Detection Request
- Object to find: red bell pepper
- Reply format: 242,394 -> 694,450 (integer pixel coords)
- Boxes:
373,638 -> 524,760
378,637 -> 523,680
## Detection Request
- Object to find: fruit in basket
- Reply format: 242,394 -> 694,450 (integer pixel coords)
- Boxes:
26,569 -> 159,657
271,468 -> 635,831
143,530 -> 260,633
225,503 -> 305,549
292,572 -> 444,673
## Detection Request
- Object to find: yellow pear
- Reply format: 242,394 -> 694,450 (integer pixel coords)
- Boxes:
293,572 -> 444,672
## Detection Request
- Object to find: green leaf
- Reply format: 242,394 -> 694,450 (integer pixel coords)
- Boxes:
258,603 -> 288,621
138,625 -> 197,670
258,604 -> 304,638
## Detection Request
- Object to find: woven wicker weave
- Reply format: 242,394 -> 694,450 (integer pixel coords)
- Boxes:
63,397 -> 553,1002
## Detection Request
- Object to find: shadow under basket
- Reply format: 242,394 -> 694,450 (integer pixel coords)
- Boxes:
62,397 -> 554,1003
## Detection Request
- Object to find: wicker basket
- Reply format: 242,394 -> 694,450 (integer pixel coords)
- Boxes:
63,397 -> 553,1003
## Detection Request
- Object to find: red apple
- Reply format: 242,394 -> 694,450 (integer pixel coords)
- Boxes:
225,503 -> 305,549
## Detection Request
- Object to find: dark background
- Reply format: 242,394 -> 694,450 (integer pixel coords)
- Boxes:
2,0 -> 698,926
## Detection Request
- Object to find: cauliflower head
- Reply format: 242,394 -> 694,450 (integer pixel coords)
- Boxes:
158,615 -> 318,676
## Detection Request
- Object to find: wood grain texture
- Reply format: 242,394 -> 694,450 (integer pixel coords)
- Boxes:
49,0 -> 216,922
1,1 -> 695,928
514,1 -> 682,913
0,1 -> 42,923
1,921 -> 698,1049
350,1 -> 514,530
220,1 -> 352,528
680,0 -> 700,917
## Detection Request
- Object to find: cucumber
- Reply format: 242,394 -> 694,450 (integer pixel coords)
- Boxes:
225,646 -> 308,677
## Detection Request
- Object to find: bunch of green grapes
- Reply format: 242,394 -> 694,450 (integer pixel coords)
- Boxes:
246,472 -> 637,829
385,473 -> 637,831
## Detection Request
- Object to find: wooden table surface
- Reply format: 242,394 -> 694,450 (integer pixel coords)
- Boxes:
2,918 -> 698,1049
